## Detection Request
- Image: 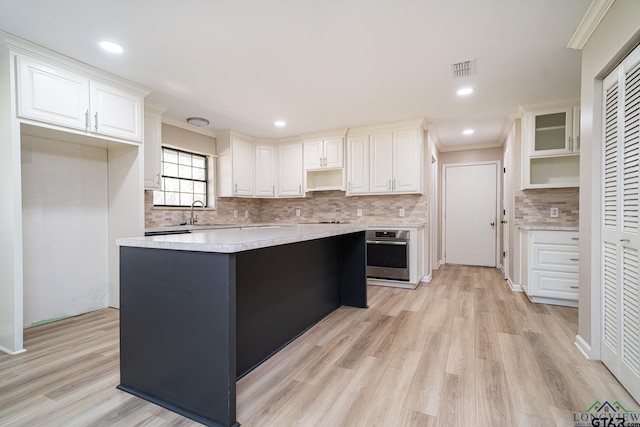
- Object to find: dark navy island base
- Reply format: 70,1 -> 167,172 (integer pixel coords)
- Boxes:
117,231 -> 366,427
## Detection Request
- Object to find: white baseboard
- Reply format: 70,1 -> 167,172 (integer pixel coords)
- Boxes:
507,277 -> 523,292
435,260 -> 444,270
0,345 -> 26,355
575,334 -> 596,360
420,274 -> 432,283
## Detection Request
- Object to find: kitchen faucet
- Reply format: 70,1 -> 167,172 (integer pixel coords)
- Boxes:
190,200 -> 205,225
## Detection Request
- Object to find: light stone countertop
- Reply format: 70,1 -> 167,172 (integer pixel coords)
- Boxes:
518,225 -> 579,231
119,223 -> 368,253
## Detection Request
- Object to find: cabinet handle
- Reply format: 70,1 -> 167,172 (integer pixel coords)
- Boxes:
272,185 -> 275,195
156,172 -> 161,186
299,184 -> 301,194
393,179 -> 396,190
576,136 -> 580,151
621,238 -> 630,242
348,182 -> 351,192
85,110 -> 89,130
570,258 -> 579,261
94,112 -> 99,132
234,183 -> 238,193
571,237 -> 579,240
570,285 -> 579,289
568,136 -> 572,151
388,180 -> 391,190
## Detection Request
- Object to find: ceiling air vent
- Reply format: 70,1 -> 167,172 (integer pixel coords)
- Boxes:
451,59 -> 475,78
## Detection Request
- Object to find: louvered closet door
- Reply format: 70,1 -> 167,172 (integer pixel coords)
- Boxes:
601,43 -> 640,403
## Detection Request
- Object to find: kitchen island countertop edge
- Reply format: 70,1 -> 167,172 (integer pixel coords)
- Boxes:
118,223 -> 368,253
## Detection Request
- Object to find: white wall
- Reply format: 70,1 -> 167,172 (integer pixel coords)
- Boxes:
21,134 -> 109,327
577,0 -> 640,357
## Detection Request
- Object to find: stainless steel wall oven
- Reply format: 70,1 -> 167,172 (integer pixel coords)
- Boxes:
366,230 -> 410,281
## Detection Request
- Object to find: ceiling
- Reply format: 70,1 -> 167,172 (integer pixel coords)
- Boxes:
0,0 -> 591,151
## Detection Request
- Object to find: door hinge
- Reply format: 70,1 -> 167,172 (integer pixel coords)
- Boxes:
503,251 -> 506,258
503,167 -> 506,173
503,209 -> 506,216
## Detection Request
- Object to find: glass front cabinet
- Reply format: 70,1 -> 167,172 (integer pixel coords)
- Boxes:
528,106 -> 580,156
522,104 -> 580,189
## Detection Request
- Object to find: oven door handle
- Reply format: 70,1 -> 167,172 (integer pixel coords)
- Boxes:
366,240 -> 408,246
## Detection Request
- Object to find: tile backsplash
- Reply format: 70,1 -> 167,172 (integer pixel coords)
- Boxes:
145,190 -> 428,228
514,188 -> 579,227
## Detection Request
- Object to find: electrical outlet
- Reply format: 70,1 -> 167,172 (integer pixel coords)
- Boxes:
399,208 -> 405,217
245,210 -> 249,218
295,208 -> 301,217
550,207 -> 559,218
233,210 -> 238,218
357,208 -> 363,217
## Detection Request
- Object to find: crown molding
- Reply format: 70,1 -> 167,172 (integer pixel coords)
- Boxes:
567,0 -> 615,50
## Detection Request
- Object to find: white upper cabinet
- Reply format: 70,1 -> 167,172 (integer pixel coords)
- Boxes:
143,103 -> 166,190
304,137 -> 344,169
392,129 -> 421,193
346,120 -> 425,196
527,106 -> 580,157
217,131 -> 255,197
17,55 -> 89,131
17,54 -> 145,143
90,81 -> 143,141
278,142 -> 304,197
522,103 -> 580,189
346,134 -> 369,195
369,132 -> 394,193
231,137 -> 255,196
255,144 -> 277,197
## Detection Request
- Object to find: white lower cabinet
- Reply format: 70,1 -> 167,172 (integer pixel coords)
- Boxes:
521,229 -> 579,307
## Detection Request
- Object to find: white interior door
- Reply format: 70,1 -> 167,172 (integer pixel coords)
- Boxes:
444,162 -> 498,267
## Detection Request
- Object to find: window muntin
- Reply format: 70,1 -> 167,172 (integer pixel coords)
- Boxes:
153,147 -> 207,207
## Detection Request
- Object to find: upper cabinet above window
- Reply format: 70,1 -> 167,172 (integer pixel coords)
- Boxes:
16,54 -> 147,143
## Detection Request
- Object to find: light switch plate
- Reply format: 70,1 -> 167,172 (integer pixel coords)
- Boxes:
245,210 -> 249,218
550,207 -> 559,218
233,210 -> 238,218
357,208 -> 362,217
295,208 -> 301,217
399,208 -> 405,217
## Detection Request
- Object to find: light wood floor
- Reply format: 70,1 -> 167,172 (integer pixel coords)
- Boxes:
0,265 -> 636,426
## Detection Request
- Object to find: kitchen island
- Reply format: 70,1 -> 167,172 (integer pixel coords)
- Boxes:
116,224 -> 367,427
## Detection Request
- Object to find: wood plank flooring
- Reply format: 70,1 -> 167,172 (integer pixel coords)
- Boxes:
0,265 -> 636,426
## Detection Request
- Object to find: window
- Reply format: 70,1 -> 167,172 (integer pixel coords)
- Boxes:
153,147 -> 207,207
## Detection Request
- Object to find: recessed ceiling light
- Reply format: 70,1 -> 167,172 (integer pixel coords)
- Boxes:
457,87 -> 474,96
463,129 -> 474,135
274,120 -> 286,127
99,41 -> 124,54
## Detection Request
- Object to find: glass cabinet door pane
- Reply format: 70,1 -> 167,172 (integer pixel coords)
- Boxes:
534,112 -> 567,151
